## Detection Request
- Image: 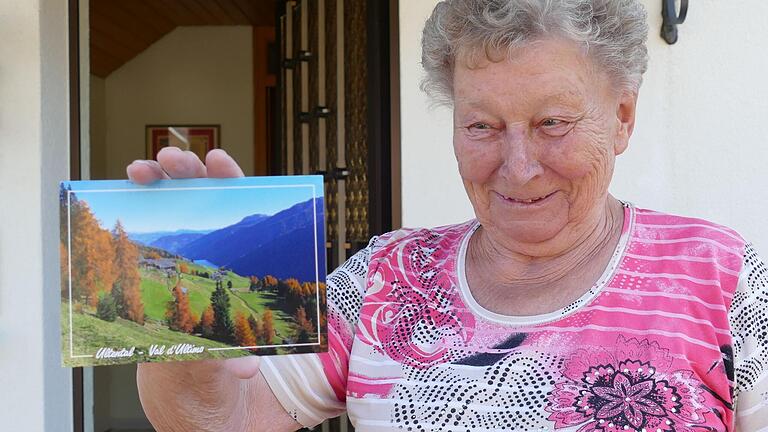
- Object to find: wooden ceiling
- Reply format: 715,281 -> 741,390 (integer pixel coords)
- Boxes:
90,0 -> 277,77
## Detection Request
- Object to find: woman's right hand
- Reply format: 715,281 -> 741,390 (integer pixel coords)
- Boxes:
127,146 -> 244,184
130,147 -> 301,431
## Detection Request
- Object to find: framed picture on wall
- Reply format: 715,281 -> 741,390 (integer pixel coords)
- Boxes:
146,125 -> 220,161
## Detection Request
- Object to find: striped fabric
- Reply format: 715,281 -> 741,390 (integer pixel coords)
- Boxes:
260,205 -> 768,431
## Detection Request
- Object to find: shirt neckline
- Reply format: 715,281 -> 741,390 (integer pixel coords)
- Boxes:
455,202 -> 635,326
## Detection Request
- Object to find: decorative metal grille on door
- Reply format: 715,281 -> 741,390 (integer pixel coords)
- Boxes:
278,1 -> 370,430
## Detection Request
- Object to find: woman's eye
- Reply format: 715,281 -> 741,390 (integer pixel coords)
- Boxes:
541,118 -> 563,127
468,122 -> 492,131
538,118 -> 573,136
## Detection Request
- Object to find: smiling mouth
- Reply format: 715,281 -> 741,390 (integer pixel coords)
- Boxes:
497,191 -> 556,205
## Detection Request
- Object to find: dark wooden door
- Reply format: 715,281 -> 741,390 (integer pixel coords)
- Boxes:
276,1 -> 397,430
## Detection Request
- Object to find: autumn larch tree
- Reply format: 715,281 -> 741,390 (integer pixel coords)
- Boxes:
69,200 -> 116,306
234,312 -> 258,349
112,220 -> 144,324
166,280 -> 196,333
293,306 -> 315,343
248,315 -> 261,343
199,304 -> 215,338
249,276 -> 260,292
262,308 -> 275,346
60,242 -> 69,299
59,185 -> 75,300
262,275 -> 278,291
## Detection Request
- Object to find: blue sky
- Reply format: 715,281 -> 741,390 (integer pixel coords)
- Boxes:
64,177 -> 322,233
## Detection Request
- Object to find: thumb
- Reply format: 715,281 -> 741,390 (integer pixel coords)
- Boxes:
222,356 -> 261,380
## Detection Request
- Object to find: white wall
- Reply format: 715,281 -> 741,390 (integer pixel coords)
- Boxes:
399,1 -> 475,229
98,26 -> 254,178
0,0 -> 73,429
399,0 -> 768,252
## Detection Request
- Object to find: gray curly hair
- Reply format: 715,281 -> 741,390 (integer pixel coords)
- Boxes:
421,0 -> 649,105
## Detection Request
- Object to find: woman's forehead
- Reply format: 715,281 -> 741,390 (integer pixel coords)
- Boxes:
452,41 -> 605,110
453,66 -> 593,113
454,88 -> 586,112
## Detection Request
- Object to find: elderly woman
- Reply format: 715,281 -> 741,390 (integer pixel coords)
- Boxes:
131,0 -> 768,431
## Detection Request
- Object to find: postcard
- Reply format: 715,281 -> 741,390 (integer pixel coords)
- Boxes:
59,176 -> 327,367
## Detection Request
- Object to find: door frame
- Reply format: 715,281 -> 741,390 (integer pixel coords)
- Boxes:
68,0 -> 84,430
68,1 -> 402,430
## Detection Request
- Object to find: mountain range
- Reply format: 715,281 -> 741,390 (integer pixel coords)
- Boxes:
138,199 -> 325,282
128,229 -> 212,246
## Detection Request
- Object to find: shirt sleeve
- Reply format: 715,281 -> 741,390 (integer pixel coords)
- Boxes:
258,238 -> 375,428
729,243 -> 768,430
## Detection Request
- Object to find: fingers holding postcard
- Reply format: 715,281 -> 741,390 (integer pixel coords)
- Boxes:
59,176 -> 327,367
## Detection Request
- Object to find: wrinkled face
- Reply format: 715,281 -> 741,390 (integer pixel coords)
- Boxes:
453,38 -> 637,254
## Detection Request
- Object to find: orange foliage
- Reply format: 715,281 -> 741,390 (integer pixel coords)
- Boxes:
113,220 -> 144,324
234,312 -> 257,348
69,202 -> 116,306
248,315 -> 261,342
166,280 -> 195,333
318,282 -> 327,307
60,242 -> 69,298
262,275 -> 278,289
285,278 -> 302,293
301,282 -> 316,297
179,262 -> 190,274
262,308 -> 275,345
199,305 -> 215,337
295,306 -> 314,333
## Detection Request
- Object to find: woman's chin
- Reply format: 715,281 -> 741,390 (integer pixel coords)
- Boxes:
484,194 -> 570,246
496,220 -> 567,246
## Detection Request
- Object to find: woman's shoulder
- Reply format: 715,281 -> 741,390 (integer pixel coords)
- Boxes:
631,206 -> 747,253
367,220 -> 477,255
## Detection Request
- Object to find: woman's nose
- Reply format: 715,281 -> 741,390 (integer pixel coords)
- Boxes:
498,131 -> 543,185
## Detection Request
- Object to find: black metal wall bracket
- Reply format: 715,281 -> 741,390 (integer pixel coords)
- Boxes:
661,0 -> 688,45
282,51 -> 312,69
298,106 -> 332,123
315,167 -> 350,181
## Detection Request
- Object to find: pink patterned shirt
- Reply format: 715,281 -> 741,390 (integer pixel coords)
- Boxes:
261,204 -> 768,431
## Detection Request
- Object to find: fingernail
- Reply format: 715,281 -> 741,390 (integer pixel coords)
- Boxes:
159,146 -> 182,154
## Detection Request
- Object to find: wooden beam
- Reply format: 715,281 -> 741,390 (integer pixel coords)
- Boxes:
89,27 -> 138,70
192,0 -> 230,25
89,10 -> 149,54
231,0 -> 259,24
120,1 -> 177,35
151,0 -> 202,26
180,0 -> 218,25
89,44 -> 124,77
90,4 -> 157,48
252,1 -> 278,26
215,0 -> 251,25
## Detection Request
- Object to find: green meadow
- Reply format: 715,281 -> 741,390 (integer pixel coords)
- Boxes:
62,259 -> 307,367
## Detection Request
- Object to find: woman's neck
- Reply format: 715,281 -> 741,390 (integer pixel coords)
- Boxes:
468,197 -> 625,292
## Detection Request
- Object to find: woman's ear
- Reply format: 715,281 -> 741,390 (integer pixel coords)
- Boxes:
614,90 -> 638,156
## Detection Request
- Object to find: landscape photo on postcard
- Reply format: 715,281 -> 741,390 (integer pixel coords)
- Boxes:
59,176 -> 326,367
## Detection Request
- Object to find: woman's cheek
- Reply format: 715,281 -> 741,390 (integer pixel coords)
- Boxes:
454,139 -> 501,183
544,133 -> 611,181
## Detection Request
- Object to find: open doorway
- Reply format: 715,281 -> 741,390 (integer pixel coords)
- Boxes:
69,0 -> 399,430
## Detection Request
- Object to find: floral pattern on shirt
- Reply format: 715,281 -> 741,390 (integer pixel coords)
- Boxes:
545,336 -> 710,432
